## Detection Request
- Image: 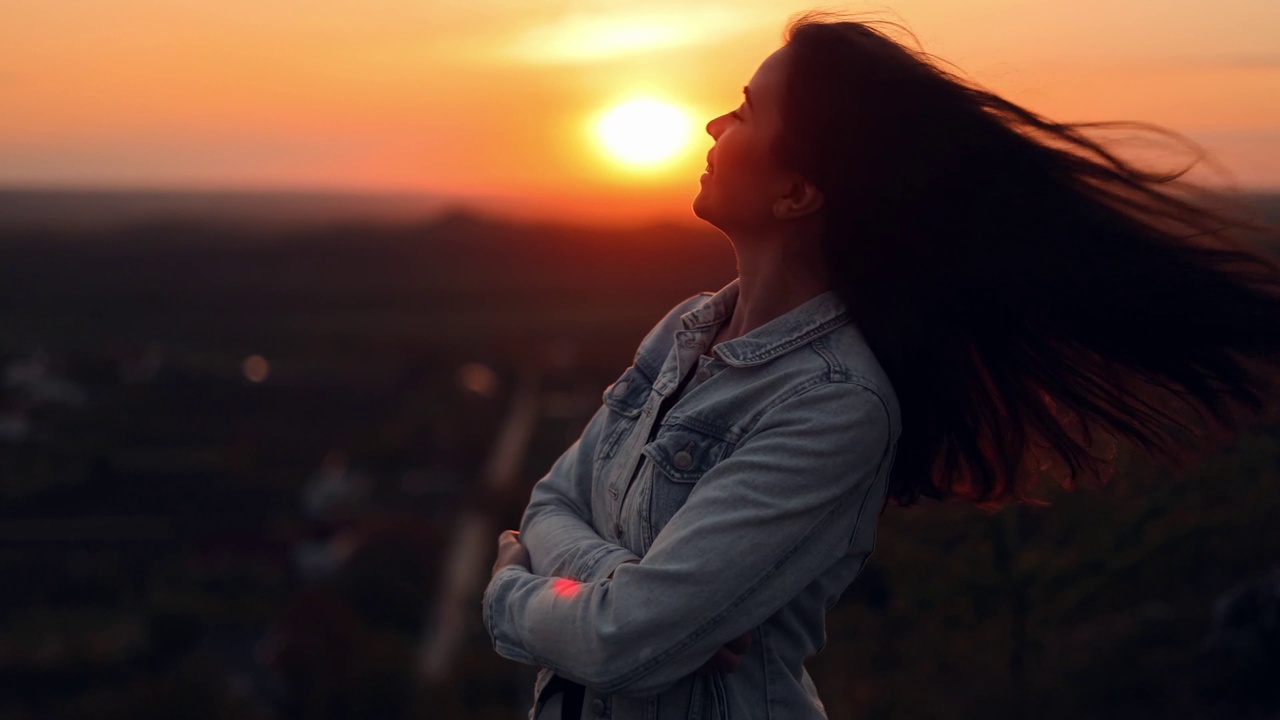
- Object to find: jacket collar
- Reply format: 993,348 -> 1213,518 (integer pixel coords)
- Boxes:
680,279 -> 851,367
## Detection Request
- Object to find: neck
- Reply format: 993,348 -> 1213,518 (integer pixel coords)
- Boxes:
720,223 -> 829,341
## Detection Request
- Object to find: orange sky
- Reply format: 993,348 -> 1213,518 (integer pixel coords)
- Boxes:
2,1 -> 1278,225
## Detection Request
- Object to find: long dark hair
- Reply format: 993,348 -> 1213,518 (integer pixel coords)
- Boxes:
774,10 -> 1280,508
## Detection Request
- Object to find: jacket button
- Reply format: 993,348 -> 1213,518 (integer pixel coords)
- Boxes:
695,367 -> 712,382
612,381 -> 629,396
591,697 -> 606,715
673,450 -> 693,470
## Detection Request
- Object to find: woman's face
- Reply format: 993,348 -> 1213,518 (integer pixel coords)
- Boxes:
693,45 -> 811,236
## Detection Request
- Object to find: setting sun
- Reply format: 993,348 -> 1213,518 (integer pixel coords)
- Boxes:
592,99 -> 696,170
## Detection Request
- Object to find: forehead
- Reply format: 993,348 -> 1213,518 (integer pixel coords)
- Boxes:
746,46 -> 790,101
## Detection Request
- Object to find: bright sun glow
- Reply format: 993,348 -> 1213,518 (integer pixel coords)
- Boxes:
593,98 -> 695,169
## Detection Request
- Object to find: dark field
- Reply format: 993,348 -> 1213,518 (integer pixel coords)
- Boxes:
1,189 -> 1279,720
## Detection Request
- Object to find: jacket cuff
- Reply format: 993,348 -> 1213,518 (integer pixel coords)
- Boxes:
482,564 -> 538,665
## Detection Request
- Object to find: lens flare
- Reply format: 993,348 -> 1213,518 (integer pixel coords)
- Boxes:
552,577 -> 582,598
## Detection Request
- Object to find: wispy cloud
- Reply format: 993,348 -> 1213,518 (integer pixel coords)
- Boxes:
503,5 -> 766,65
1176,53 -> 1280,69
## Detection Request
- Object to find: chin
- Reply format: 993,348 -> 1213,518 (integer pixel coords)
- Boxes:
691,204 -> 730,238
691,186 -> 715,222
691,181 -> 737,236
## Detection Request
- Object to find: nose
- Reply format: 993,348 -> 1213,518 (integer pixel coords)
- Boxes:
705,112 -> 730,140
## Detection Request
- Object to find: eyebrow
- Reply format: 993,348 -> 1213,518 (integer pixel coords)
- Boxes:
743,86 -> 753,109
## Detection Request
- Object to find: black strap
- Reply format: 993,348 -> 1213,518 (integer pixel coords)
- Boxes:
542,674 -> 585,720
618,359 -> 702,511
647,359 -> 701,443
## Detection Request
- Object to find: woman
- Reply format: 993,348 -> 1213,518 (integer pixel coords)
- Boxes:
484,10 -> 1280,719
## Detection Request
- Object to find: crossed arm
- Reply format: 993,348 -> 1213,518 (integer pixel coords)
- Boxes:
482,381 -> 894,697
514,400 -> 643,584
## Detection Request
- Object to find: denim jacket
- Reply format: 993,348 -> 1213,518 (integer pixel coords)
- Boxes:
483,279 -> 902,720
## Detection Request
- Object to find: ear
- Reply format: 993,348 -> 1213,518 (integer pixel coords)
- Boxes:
773,175 -> 823,220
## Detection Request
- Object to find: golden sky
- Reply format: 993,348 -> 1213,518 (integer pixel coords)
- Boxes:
3,1 -> 1278,224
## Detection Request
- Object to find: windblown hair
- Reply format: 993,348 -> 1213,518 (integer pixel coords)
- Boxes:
775,11 -> 1280,508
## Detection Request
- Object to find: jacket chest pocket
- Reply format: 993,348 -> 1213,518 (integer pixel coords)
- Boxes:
640,423 -> 732,547
593,365 -> 652,478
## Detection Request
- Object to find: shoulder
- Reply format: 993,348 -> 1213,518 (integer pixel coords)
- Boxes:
743,380 -> 895,465
728,323 -> 901,444
820,322 -> 901,441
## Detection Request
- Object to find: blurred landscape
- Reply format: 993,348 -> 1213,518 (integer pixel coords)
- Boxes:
1,188 -> 1279,720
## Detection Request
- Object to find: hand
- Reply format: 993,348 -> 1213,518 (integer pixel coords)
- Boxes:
696,631 -> 753,675
492,529 -> 531,577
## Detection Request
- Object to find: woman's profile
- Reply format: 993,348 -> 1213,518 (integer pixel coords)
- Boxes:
483,10 -> 1280,719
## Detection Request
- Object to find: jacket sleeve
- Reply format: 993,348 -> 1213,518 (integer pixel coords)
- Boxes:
482,380 -> 895,696
518,402 -> 642,584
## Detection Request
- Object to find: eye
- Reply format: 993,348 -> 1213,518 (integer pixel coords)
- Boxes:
729,108 -> 743,120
